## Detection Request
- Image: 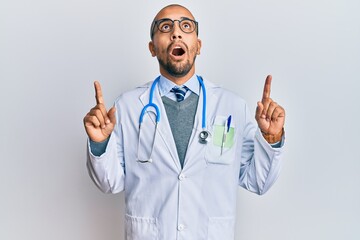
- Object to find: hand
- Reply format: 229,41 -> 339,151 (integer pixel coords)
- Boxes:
255,75 -> 285,142
83,81 -> 116,142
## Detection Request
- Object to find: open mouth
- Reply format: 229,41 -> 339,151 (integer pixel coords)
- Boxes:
172,46 -> 185,56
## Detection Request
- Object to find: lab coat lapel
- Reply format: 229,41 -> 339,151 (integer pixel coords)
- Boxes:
182,79 -> 220,171
139,82 -> 182,171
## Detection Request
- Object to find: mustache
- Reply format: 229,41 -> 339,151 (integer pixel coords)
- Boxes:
167,41 -> 188,53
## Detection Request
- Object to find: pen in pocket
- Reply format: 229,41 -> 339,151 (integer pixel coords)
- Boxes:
221,115 -> 232,154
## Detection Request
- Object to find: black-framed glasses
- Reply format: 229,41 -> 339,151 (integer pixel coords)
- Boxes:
151,17 -> 198,39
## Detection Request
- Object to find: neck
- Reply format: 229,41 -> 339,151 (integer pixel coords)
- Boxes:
160,67 -> 195,85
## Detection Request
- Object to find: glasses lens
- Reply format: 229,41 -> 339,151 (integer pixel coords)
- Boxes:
155,18 -> 197,35
157,19 -> 173,33
180,19 -> 196,33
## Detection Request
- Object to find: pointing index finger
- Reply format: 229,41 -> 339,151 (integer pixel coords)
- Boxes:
94,81 -> 104,104
262,75 -> 272,100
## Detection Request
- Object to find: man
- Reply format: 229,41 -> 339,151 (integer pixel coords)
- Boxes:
84,4 -> 285,240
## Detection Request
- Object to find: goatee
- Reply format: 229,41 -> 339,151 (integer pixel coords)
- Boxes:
158,56 -> 196,78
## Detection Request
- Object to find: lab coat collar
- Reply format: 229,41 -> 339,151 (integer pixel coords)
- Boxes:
138,76 -> 220,172
182,78 -> 220,171
139,79 -> 182,171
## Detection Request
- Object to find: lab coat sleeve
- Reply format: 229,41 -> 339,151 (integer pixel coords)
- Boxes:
238,103 -> 284,195
86,112 -> 125,194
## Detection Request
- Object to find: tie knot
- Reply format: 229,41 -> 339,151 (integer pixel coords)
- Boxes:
171,86 -> 189,102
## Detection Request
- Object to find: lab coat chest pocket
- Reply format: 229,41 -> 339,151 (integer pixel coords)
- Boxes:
125,214 -> 158,240
205,115 -> 237,165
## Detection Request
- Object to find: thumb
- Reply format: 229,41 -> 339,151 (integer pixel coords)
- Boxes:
255,101 -> 264,120
108,106 -> 117,124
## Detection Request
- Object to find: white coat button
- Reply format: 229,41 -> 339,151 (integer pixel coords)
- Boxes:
178,173 -> 186,180
177,224 -> 185,231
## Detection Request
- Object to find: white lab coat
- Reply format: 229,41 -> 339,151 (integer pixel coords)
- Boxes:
87,78 -> 284,240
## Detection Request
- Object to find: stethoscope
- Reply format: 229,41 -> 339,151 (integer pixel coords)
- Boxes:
137,75 -> 210,163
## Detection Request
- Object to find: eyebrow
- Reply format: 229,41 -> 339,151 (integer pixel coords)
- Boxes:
179,16 -> 194,20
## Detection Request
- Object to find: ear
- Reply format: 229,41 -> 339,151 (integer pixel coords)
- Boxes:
196,39 -> 202,55
148,41 -> 156,57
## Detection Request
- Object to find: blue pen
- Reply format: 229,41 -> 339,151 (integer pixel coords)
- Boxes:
226,115 -> 232,133
221,115 -> 232,154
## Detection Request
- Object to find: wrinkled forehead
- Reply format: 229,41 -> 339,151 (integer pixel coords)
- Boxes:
154,5 -> 196,21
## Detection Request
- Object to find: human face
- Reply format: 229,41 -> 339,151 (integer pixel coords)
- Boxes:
149,6 -> 202,82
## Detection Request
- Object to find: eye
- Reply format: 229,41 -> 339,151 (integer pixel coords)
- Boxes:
181,20 -> 194,31
183,23 -> 190,29
161,24 -> 170,31
158,21 -> 173,32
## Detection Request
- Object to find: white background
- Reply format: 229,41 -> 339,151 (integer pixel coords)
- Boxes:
1,0 -> 359,239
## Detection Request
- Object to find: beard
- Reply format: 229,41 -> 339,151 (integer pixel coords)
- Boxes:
157,55 -> 196,78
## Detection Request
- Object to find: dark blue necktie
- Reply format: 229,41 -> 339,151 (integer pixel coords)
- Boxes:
171,86 -> 189,102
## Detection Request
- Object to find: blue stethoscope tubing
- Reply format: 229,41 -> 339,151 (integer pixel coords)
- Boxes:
137,75 -> 209,163
139,76 -> 161,125
139,75 -> 207,129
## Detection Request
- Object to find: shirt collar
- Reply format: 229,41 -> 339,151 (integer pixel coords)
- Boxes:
158,74 -> 200,97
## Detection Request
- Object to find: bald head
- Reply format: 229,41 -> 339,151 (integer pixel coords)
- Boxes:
154,4 -> 195,21
150,4 -> 198,40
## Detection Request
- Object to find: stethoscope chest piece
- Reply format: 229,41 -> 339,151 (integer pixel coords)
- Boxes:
199,130 -> 211,144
